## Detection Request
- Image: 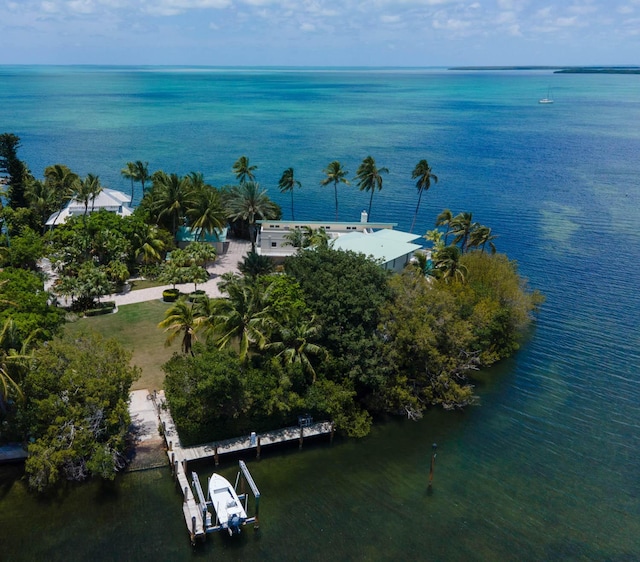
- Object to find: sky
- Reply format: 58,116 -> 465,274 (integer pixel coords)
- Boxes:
2,0 -> 639,66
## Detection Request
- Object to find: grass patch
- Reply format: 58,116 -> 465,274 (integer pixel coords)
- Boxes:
63,300 -> 179,391
129,278 -> 166,291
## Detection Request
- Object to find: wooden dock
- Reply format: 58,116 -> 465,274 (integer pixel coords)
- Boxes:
146,389 -> 333,542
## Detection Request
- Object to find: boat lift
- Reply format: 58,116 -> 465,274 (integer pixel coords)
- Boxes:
191,460 -> 261,536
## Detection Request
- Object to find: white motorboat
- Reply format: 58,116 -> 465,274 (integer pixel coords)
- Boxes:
208,473 -> 247,535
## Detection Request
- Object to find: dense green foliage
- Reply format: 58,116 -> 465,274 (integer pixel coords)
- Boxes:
22,333 -> 139,492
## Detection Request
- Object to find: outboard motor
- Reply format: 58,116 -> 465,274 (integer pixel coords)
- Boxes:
228,514 -> 242,535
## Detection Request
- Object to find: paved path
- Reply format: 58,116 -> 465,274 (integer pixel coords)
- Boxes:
110,238 -> 251,306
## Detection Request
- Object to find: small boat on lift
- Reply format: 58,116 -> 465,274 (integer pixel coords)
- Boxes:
208,473 -> 248,535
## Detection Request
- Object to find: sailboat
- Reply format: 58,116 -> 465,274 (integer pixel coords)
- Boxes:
539,88 -> 554,104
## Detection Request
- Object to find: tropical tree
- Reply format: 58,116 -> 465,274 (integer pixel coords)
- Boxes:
159,298 -> 199,355
0,318 -> 29,411
25,178 -> 56,232
121,162 -> 138,202
151,172 -> 193,238
187,185 -> 227,241
232,156 -> 257,184
468,225 -> 498,254
435,208 -> 454,244
238,251 -> 275,280
226,181 -> 278,252
264,315 -> 327,382
133,160 -> 150,194
74,173 -> 103,220
410,159 -> 438,233
432,245 -> 467,283
355,156 -> 388,220
44,164 -> 79,226
278,167 -> 301,220
198,276 -> 271,362
450,212 -> 478,254
132,224 -> 166,264
320,160 -> 349,221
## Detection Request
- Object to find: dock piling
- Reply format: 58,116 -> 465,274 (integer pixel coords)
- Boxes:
214,445 -> 219,466
256,437 -> 261,460
299,426 -> 304,450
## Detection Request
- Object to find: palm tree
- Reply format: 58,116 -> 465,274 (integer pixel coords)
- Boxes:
468,225 -> 498,254
264,315 -> 327,382
320,161 -> 350,221
278,167 -> 301,220
410,159 -> 438,233
187,186 -> 227,241
355,156 -> 388,220
74,174 -> 103,220
0,319 -> 41,411
151,172 -> 193,239
432,245 -> 467,283
121,162 -> 137,202
25,178 -> 56,231
158,298 -> 199,355
44,164 -> 78,226
238,251 -> 275,280
435,208 -> 454,244
133,224 -> 166,264
226,181 -> 278,252
450,212 -> 477,254
133,160 -> 150,194
232,156 -> 257,184
199,277 -> 271,362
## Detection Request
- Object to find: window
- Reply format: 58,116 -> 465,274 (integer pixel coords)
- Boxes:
271,242 -> 277,248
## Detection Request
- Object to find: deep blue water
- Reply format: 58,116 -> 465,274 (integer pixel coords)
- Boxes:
1,66 -> 639,560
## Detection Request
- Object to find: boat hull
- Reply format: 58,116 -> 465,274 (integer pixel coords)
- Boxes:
208,473 -> 247,535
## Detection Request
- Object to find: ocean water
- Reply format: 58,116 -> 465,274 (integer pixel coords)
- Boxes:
1,66 -> 639,561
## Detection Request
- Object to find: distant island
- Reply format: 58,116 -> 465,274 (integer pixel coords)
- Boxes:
449,66 -> 640,74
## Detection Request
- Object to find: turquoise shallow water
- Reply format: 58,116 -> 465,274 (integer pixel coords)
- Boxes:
1,67 -> 639,560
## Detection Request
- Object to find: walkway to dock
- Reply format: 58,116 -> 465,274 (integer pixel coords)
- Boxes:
128,388 -> 334,542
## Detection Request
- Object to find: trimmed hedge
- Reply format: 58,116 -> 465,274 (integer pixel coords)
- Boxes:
163,289 -> 180,302
84,301 -> 116,317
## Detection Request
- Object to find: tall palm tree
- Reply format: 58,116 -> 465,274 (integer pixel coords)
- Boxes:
278,167 -> 301,221
264,315 -> 327,382
121,162 -> 137,202
355,156 -> 388,220
187,186 -> 227,241
151,172 -> 193,239
74,174 -> 103,220
320,161 -> 350,221
134,160 -> 150,194
450,212 -> 477,254
158,298 -> 199,355
226,181 -> 278,252
44,164 -> 78,226
25,178 -> 56,231
468,225 -> 498,254
199,278 -> 272,362
435,208 -> 454,244
410,159 -> 438,233
232,156 -> 257,184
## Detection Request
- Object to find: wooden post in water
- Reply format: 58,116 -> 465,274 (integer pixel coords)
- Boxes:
174,459 -> 179,480
299,426 -> 304,450
184,486 -> 188,502
428,443 -> 437,488
330,422 -> 335,445
254,495 -> 260,530
256,437 -> 261,460
214,445 -> 219,466
168,440 -> 172,452
171,452 -> 175,469
190,516 -> 196,545
183,459 -> 188,476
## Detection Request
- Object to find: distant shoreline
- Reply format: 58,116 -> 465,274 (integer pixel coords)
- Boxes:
449,66 -> 640,74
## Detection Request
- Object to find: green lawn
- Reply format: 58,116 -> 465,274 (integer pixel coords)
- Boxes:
63,300 -> 179,391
